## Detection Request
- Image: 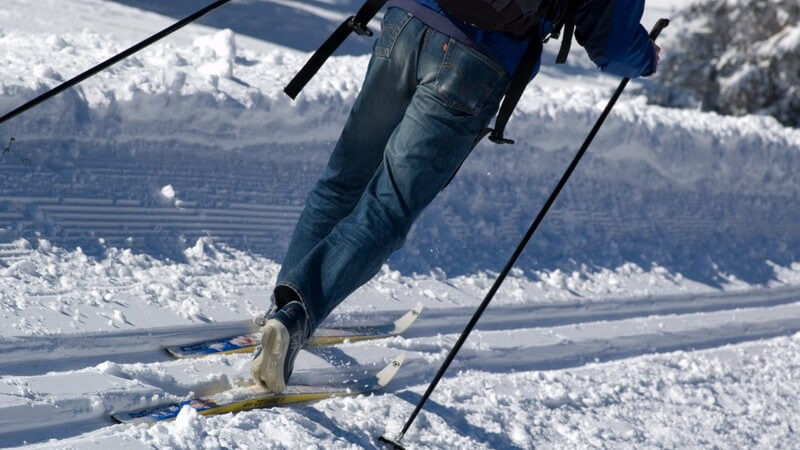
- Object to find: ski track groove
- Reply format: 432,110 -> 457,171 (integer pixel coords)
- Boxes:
0,241 -> 32,266
3,192 -> 789,248
1,194 -> 302,244
0,286 -> 796,374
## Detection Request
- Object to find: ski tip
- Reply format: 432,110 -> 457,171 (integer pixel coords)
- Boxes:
111,411 -> 156,425
392,302 -> 424,334
164,346 -> 183,359
376,354 -> 405,388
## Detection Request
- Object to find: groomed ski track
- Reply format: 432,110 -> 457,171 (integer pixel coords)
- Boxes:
2,287 -> 800,377
2,287 -> 800,447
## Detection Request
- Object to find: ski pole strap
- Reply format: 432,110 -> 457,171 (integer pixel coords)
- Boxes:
284,0 -> 387,99
487,36 -> 543,145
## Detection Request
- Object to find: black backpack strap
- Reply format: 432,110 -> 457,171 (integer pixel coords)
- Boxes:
555,0 -> 577,64
487,37 -> 544,145
284,0 -> 387,99
488,0 -> 579,144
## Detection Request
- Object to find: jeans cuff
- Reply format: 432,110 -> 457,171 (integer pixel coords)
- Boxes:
274,281 -> 316,336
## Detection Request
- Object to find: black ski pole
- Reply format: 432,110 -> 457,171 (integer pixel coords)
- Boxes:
0,0 -> 234,127
379,18 -> 670,450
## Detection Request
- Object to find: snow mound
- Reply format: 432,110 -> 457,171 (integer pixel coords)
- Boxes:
193,29 -> 237,81
2,238 -> 800,340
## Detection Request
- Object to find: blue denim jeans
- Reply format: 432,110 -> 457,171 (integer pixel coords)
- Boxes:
275,8 -> 510,331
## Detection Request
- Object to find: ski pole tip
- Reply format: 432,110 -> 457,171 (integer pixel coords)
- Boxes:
377,434 -> 406,450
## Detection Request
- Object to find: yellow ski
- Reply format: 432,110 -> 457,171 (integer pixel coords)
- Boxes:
112,355 -> 404,424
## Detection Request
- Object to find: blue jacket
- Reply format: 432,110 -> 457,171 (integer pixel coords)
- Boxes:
409,0 -> 657,79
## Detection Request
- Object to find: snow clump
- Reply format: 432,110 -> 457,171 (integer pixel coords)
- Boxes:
159,184 -> 176,200
194,29 -> 237,80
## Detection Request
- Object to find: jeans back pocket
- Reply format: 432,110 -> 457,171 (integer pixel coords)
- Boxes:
374,8 -> 413,59
434,39 -> 508,116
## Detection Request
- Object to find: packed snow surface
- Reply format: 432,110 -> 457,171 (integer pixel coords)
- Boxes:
1,0 -> 800,448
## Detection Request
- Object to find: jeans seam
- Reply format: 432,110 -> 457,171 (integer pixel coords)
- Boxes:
375,9 -> 414,59
383,157 -> 411,216
405,101 -> 439,134
433,36 -> 450,85
421,27 -> 433,65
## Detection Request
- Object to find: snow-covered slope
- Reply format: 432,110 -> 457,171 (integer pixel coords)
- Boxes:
2,0 -> 800,448
2,7 -> 798,283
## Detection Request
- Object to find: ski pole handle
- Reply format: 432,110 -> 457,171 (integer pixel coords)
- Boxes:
649,18 -> 670,41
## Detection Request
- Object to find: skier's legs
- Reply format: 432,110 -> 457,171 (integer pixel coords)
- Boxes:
277,29 -> 510,329
276,9 -> 422,294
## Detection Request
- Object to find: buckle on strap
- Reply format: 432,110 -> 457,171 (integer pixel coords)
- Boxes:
488,129 -> 515,145
543,28 -> 560,44
347,16 -> 373,36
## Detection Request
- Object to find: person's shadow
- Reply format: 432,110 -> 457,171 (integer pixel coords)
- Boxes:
108,0 -> 377,54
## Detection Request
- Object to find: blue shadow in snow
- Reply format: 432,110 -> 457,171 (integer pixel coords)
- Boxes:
394,390 -> 524,449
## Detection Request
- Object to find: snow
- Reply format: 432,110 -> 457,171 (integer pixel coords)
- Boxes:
652,0 -> 800,127
758,22 -> 800,56
1,0 -> 800,448
2,239 -> 800,448
159,184 -> 176,200
194,29 -> 238,80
